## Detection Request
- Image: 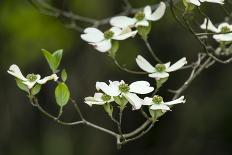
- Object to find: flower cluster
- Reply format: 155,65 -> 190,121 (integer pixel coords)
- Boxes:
81,2 -> 166,53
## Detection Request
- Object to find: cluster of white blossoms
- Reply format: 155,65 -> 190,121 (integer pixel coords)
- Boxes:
201,18 -> 232,42
7,64 -> 58,89
136,55 -> 187,80
186,0 -> 224,6
85,80 -> 186,112
81,2 -> 166,52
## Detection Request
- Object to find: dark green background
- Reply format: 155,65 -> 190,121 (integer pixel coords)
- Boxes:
0,0 -> 232,154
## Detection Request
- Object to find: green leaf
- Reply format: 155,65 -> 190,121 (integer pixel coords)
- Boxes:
55,82 -> 70,107
42,49 -> 63,73
113,96 -> 128,109
103,103 -> 113,117
31,84 -> 41,95
61,69 -> 67,82
156,77 -> 168,90
137,22 -> 152,40
15,79 -> 29,93
108,41 -> 119,58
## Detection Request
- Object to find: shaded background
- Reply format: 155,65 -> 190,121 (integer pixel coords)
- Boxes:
0,0 -> 232,155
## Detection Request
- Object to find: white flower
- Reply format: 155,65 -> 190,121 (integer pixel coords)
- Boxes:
200,18 -> 232,42
81,27 -> 137,52
143,95 -> 186,111
186,0 -> 224,6
96,80 -> 154,110
110,2 -> 166,28
136,55 -> 187,80
7,64 -> 59,89
84,93 -> 113,106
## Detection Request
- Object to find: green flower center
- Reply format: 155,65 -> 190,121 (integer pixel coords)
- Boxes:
152,95 -> 163,104
119,83 -> 130,93
104,30 -> 114,39
220,26 -> 230,33
101,94 -> 111,101
26,74 -> 38,82
155,64 -> 166,72
134,12 -> 145,21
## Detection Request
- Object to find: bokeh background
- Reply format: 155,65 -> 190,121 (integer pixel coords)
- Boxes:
0,0 -> 232,155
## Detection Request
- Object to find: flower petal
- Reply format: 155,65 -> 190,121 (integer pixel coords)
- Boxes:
187,0 -> 201,6
146,2 -> 166,21
110,16 -> 136,28
110,27 -> 122,36
136,55 -> 155,73
135,20 -> 149,27
148,72 -> 169,79
143,97 -> 153,105
200,0 -> 224,4
166,57 -> 187,72
213,34 -> 232,42
123,93 -> 143,110
144,6 -> 152,19
84,96 -> 105,106
22,81 -> 37,89
164,96 -> 186,106
200,18 -> 219,33
150,104 -> 170,111
112,30 -> 138,40
96,82 -> 120,96
89,40 -> 112,52
129,81 -> 154,94
37,74 -> 58,84
7,64 -> 27,81
81,27 -> 104,43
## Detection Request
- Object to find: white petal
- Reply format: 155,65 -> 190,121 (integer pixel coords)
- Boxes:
148,72 -> 169,79
37,74 -> 58,84
110,27 -> 122,36
7,64 -> 27,81
123,93 -> 143,110
166,57 -> 187,72
96,82 -> 120,96
218,23 -> 232,31
150,104 -> 170,111
89,40 -> 112,52
81,27 -> 104,43
200,0 -> 224,4
164,62 -> 171,69
93,93 -> 104,101
213,34 -> 232,42
200,18 -> 219,33
22,81 -> 37,89
112,30 -> 138,40
146,2 -> 166,21
135,20 -> 149,27
129,81 -> 154,94
84,97 -> 105,106
110,16 -> 136,28
136,55 -> 155,73
187,0 -> 201,6
143,97 -> 153,105
164,96 -> 186,106
144,6 -> 152,19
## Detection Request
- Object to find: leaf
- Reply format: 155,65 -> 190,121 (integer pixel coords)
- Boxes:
15,79 -> 29,93
31,84 -> 41,95
42,49 -> 63,73
108,41 -> 119,58
137,22 -> 152,40
55,82 -> 70,107
61,69 -> 67,82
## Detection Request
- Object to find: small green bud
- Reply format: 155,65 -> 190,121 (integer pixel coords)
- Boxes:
119,83 -> 130,93
152,95 -> 163,104
134,12 -> 145,21
101,94 -> 111,101
104,30 -> 114,39
26,74 -> 38,82
155,64 -> 166,72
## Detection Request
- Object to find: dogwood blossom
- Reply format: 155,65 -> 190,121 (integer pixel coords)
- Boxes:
200,18 -> 232,42
110,2 -> 166,28
143,95 -> 186,111
84,93 -> 114,106
136,55 -> 187,80
96,80 -> 154,110
7,64 -> 58,89
81,27 -> 137,52
186,0 -> 224,6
